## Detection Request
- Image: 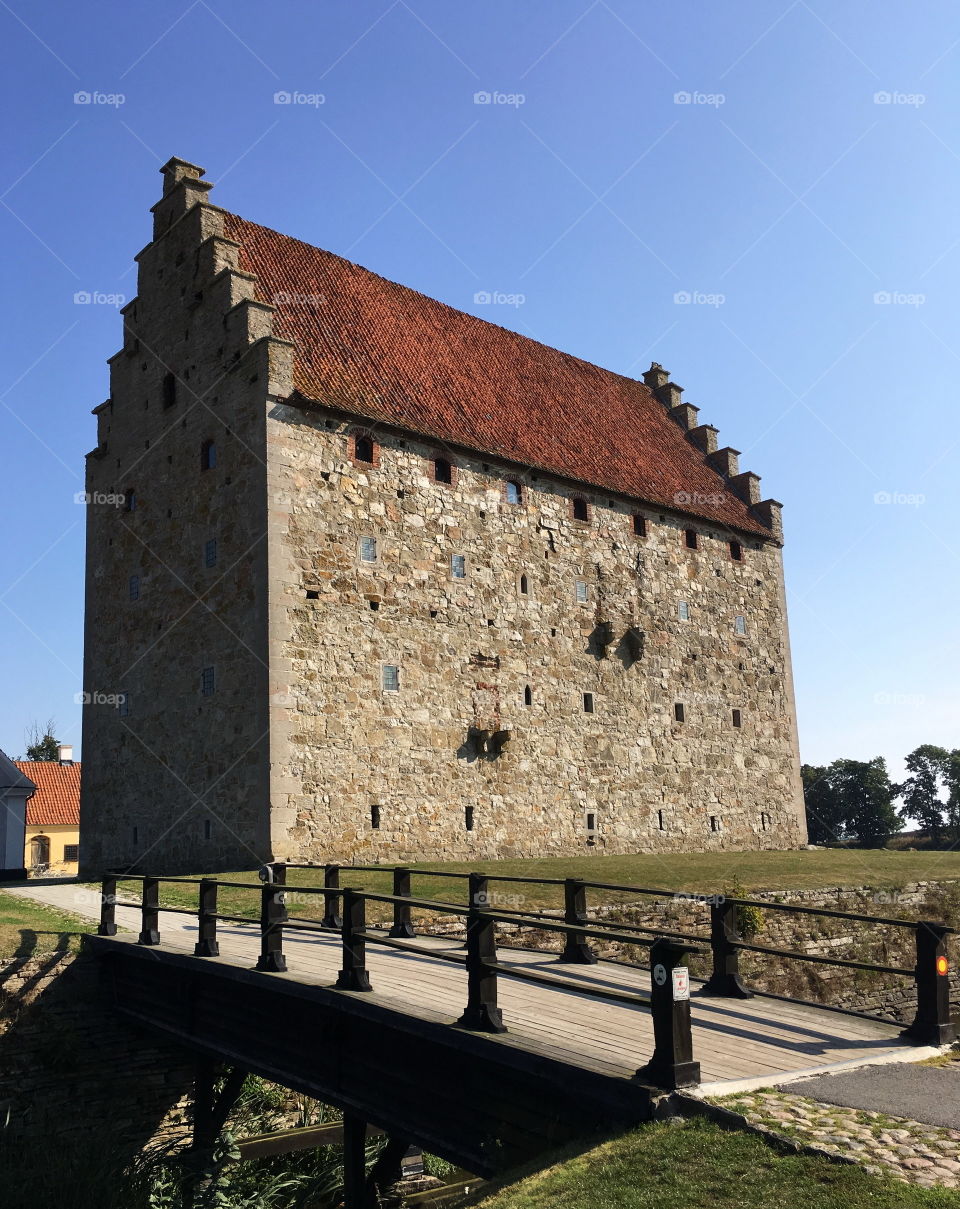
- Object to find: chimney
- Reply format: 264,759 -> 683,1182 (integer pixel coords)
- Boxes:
642,362 -> 670,391
58,744 -> 74,764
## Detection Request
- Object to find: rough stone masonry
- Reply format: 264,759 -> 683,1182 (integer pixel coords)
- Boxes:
79,157 -> 806,874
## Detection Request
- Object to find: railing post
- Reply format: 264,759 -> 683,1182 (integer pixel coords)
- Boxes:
272,861 -> 287,887
389,866 -> 416,939
98,874 -> 118,937
636,938 -> 700,1090
457,908 -> 506,1033
902,922 -> 955,1045
322,864 -> 342,930
138,876 -> 160,946
702,896 -> 753,997
256,883 -> 287,972
194,878 -> 219,957
560,878 -> 597,964
336,888 -> 372,991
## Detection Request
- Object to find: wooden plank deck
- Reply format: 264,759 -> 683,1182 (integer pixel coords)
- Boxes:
74,893 -> 933,1093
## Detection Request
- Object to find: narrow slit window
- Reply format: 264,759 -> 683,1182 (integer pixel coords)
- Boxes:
519,573 -> 529,595
162,373 -> 176,409
434,457 -> 453,484
657,809 -> 665,831
729,540 -> 743,562
685,529 -> 699,550
583,692 -> 595,714
200,440 -> 217,470
205,539 -> 217,568
572,497 -> 589,522
575,580 -> 588,604
370,804 -> 381,829
761,811 -> 771,830
132,826 -> 138,846
360,536 -> 378,563
586,812 -> 596,832
734,615 -> 747,636
382,664 -> 400,692
505,480 -> 523,505
465,806 -> 475,831
451,553 -> 466,579
632,514 -> 647,537
201,666 -> 215,696
125,490 -> 136,513
678,600 -> 690,621
204,819 -> 212,840
354,434 -> 375,464
732,708 -> 742,728
118,692 -> 130,717
674,702 -> 685,722
523,685 -> 532,706
710,815 -> 720,832
128,574 -> 140,601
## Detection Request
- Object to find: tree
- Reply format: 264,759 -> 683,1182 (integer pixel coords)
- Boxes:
900,744 -> 951,842
830,757 -> 902,849
801,764 -> 845,845
23,718 -> 60,761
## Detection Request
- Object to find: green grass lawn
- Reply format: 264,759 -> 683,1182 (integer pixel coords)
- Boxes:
100,847 -> 960,930
467,1120 -> 960,1208
0,889 -> 96,960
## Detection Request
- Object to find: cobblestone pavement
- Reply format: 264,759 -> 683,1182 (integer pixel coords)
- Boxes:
715,1088 -> 960,1188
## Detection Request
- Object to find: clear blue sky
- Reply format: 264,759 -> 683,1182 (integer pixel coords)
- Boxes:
1,1 -> 958,782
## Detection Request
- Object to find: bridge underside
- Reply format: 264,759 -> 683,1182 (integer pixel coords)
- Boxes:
92,937 -> 658,1176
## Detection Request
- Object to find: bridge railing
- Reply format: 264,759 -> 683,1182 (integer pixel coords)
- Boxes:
97,870 -> 703,1090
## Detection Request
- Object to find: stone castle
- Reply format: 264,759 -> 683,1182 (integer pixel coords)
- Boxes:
79,157 -> 806,874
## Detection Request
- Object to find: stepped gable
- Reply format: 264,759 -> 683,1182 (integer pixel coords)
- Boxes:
222,211 -> 773,539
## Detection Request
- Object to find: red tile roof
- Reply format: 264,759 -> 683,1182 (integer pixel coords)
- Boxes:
15,761 -> 81,826
224,213 -> 772,539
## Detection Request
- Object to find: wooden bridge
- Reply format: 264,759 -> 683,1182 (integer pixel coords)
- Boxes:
88,864 -> 956,1204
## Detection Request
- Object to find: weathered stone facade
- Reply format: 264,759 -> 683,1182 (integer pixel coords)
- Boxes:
80,158 -> 806,875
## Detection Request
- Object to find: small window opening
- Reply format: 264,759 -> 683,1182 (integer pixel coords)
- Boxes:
465,806 -> 475,831
685,529 -> 699,550
710,815 -> 720,832
129,575 -> 140,601
657,809 -> 665,831
201,666 -> 215,696
734,615 -> 747,636
360,536 -> 377,563
370,804 -> 381,829
732,708 -> 742,728
575,580 -> 588,603
633,514 -> 647,537
382,664 -> 400,692
678,600 -> 690,621
674,702 -> 685,722
132,826 -> 138,845
369,599 -> 380,611
586,812 -> 597,832
761,811 -> 771,831
730,540 -> 743,562
434,457 -> 453,484
519,573 -> 529,595
583,692 -> 595,714
204,819 -> 212,840
451,553 -> 466,579
505,480 -> 522,505
572,497 -> 589,521
523,685 -> 532,706
205,539 -> 217,568
118,693 -> 130,717
306,589 -> 319,600
200,440 -> 217,470
354,434 -> 374,463
162,373 -> 176,409
125,490 -> 136,513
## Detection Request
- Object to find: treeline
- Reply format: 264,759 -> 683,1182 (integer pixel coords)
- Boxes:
802,745 -> 960,849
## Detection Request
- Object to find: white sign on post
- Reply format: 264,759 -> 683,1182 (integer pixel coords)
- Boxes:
672,966 -> 690,1001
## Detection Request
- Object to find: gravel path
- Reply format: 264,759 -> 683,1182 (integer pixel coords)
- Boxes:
717,1085 -> 960,1188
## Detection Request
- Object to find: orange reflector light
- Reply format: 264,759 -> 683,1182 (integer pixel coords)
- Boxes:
937,956 -> 949,976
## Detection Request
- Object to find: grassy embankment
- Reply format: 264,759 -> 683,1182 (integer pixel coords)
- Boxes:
0,889 -> 94,960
